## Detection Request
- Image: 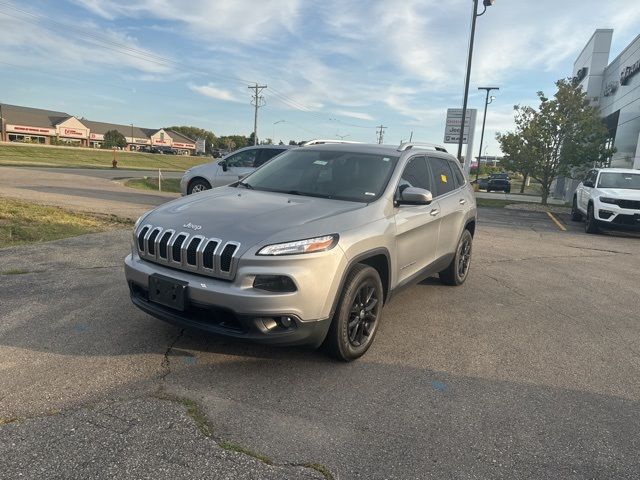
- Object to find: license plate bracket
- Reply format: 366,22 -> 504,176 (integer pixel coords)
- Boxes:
149,274 -> 188,311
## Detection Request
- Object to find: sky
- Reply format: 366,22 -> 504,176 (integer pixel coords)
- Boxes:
1,0 -> 639,156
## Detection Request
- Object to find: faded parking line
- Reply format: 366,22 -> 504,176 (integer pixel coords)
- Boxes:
546,211 -> 567,231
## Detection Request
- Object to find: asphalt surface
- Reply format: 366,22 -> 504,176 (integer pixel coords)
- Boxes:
27,166 -> 184,180
2,207 -> 640,479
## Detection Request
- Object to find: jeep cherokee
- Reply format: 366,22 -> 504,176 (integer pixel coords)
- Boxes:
125,142 -> 477,360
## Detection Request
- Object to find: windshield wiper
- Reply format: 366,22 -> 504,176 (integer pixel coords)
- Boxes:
285,190 -> 332,199
237,180 -> 254,189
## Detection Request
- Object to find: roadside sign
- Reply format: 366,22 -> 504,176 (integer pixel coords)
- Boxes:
444,108 -> 477,144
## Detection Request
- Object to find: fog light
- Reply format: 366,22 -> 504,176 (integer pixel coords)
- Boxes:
599,210 -> 614,219
253,275 -> 297,292
278,316 -> 293,328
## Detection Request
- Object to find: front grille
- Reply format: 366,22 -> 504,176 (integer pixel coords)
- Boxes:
612,214 -> 640,226
617,199 -> 640,210
136,224 -> 240,280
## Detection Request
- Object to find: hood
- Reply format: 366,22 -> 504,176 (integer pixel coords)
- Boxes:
141,187 -> 368,254
598,188 -> 640,200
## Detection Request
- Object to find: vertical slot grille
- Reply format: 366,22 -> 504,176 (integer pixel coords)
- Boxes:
137,226 -> 149,252
172,234 -> 187,262
158,231 -> 172,259
202,240 -> 218,269
147,229 -> 160,255
220,244 -> 238,272
186,237 -> 202,266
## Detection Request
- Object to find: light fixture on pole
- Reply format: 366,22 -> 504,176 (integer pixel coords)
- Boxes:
456,0 -> 496,165
476,87 -> 498,181
272,119 -> 285,141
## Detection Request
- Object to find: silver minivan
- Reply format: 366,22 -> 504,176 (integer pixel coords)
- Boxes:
180,145 -> 293,195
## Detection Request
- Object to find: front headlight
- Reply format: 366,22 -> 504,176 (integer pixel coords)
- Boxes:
600,197 -> 618,205
257,234 -> 339,256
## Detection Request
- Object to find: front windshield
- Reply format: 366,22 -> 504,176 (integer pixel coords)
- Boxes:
238,149 -> 399,202
597,172 -> 640,190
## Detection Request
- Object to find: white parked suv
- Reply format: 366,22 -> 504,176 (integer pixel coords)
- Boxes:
572,168 -> 640,233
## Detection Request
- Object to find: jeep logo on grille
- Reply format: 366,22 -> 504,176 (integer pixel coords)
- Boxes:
182,222 -> 202,231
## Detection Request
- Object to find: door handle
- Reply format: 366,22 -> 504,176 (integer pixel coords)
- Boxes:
459,199 -> 467,205
430,209 -> 439,216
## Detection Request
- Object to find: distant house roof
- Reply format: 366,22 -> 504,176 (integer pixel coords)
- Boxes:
166,129 -> 196,144
81,119 -> 148,138
1,103 -> 72,128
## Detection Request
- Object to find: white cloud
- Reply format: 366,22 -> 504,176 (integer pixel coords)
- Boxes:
333,110 -> 375,121
189,83 -> 241,103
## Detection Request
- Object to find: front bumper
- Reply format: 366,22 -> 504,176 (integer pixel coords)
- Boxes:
124,251 -> 344,347
595,203 -> 640,230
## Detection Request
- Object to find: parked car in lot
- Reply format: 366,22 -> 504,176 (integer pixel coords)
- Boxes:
126,142 -> 477,360
572,168 -> 640,233
180,145 -> 292,194
486,178 -> 511,193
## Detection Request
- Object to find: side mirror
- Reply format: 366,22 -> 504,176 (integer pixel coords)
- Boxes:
398,187 -> 433,205
583,180 -> 594,188
220,160 -> 228,172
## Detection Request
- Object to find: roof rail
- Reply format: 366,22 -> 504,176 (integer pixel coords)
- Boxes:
397,142 -> 448,153
301,139 -> 363,146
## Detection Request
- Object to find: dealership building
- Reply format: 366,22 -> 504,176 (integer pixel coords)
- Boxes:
556,29 -> 640,199
0,103 -> 197,154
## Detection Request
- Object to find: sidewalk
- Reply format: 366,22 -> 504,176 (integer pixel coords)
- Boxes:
475,191 -> 566,205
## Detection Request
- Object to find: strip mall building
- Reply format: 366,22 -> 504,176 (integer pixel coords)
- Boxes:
555,29 -> 640,200
0,103 -> 196,155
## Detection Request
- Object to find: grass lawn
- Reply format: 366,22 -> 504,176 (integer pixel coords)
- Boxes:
0,144 -> 205,171
0,198 -> 132,249
124,177 -> 181,193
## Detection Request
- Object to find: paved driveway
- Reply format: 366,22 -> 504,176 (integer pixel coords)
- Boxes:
1,208 -> 639,479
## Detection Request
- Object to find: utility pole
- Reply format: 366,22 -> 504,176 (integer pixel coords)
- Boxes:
476,86 -> 498,182
376,125 -> 387,144
248,83 -> 267,145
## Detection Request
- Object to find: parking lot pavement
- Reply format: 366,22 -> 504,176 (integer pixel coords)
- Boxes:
0,166 -> 177,219
1,208 -> 640,479
27,167 -> 184,180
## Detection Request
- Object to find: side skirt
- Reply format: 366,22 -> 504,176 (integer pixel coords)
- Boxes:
387,253 -> 454,302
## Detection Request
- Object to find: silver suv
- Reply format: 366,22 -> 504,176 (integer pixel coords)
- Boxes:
180,145 -> 292,195
125,142 -> 477,360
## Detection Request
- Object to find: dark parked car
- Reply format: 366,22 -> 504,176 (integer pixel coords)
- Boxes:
486,178 -> 511,193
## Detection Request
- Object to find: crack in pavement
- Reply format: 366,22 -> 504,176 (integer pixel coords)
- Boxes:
160,329 -> 185,382
480,251 -> 622,265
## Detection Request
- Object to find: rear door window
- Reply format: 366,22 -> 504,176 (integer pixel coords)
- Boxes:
428,157 -> 456,197
449,160 -> 465,187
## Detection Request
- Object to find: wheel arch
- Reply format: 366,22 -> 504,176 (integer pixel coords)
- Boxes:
464,218 -> 476,237
188,176 -> 212,191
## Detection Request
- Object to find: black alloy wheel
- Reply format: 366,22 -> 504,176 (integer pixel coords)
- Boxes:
585,204 -> 600,234
439,229 -> 473,286
323,264 -> 383,361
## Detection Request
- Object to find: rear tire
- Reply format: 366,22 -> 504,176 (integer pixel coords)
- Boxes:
486,188 -> 491,193
323,264 -> 383,361
188,178 -> 211,195
585,203 -> 600,234
439,229 -> 473,286
571,196 -> 582,221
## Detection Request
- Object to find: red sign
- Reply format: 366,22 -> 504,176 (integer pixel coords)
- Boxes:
173,142 -> 195,148
7,124 -> 54,135
62,128 -> 86,138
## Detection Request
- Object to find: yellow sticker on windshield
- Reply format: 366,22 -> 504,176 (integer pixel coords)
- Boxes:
441,174 -> 448,183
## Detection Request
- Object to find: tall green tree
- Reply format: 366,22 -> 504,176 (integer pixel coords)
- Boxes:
102,129 -> 127,149
497,78 -> 614,204
496,106 -> 538,193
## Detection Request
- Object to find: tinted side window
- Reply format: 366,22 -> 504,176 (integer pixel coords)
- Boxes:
398,156 -> 431,195
428,157 -> 456,196
255,148 -> 286,167
226,149 -> 257,168
449,160 -> 465,187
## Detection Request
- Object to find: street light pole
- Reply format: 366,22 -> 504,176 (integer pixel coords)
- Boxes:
456,0 -> 496,164
272,120 -> 285,142
476,87 -> 498,181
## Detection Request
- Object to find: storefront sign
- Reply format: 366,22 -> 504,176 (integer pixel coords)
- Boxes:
620,59 -> 640,86
173,142 -> 195,149
603,81 -> 619,97
61,127 -> 87,138
90,133 -> 104,140
443,108 -> 476,144
7,124 -> 55,135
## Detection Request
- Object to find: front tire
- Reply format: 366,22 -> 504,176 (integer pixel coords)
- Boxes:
585,203 -> 600,234
323,264 -> 383,361
188,178 -> 211,195
571,196 -> 582,221
439,229 -> 473,286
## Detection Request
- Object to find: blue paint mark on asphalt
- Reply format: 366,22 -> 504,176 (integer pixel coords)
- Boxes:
184,356 -> 197,365
74,324 -> 89,333
431,380 -> 447,392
